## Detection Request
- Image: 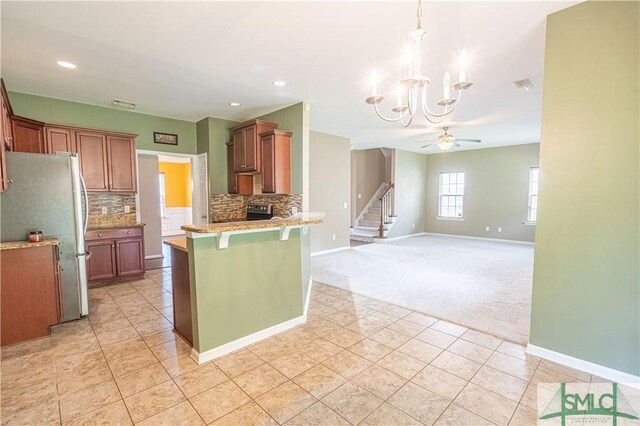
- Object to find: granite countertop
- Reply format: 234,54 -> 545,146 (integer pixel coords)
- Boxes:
0,238 -> 60,251
163,237 -> 187,252
182,212 -> 325,234
86,223 -> 145,231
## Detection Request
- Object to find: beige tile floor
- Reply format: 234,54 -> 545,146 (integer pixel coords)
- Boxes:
1,268 -> 600,425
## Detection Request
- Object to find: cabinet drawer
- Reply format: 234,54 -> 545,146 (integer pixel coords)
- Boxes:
86,227 -> 142,240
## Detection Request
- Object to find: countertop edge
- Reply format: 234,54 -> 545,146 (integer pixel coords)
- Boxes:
0,238 -> 61,251
181,218 -> 324,234
86,223 -> 146,231
163,238 -> 187,252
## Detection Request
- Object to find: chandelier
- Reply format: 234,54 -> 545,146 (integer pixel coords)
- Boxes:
365,0 -> 473,127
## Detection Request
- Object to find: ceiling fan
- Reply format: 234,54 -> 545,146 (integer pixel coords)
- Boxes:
415,127 -> 481,151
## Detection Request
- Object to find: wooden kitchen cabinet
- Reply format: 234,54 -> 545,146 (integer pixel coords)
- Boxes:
1,245 -> 61,346
231,119 -> 278,173
170,246 -> 192,345
0,80 -> 12,192
226,141 -> 252,194
45,127 -> 76,154
107,135 -> 137,192
76,131 -> 109,191
85,226 -> 145,284
260,129 -> 292,194
11,116 -> 45,153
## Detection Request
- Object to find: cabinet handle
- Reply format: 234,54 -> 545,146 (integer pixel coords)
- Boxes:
86,251 -> 92,260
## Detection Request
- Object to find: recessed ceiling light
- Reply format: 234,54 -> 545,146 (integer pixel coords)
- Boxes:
272,80 -> 286,87
228,102 -> 241,107
111,99 -> 137,110
56,60 -> 77,69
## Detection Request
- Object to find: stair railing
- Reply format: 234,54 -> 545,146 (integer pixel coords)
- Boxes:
378,183 -> 395,238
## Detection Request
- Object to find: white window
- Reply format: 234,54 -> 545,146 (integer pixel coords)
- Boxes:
439,172 -> 465,218
159,172 -> 167,218
527,167 -> 539,222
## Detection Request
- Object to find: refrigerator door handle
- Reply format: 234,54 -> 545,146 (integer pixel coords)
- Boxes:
79,172 -> 89,235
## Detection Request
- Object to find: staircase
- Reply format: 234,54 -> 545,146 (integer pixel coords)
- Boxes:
351,183 -> 396,243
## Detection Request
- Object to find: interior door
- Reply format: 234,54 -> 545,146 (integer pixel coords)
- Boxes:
193,153 -> 209,225
76,132 -> 109,191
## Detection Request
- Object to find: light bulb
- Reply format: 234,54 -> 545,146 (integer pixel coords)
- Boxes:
370,70 -> 378,96
459,50 -> 468,82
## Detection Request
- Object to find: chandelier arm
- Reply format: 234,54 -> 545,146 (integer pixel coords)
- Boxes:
421,89 -> 463,118
400,114 -> 414,127
373,102 -> 410,123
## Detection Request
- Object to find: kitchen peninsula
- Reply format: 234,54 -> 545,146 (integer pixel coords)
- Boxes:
165,213 -> 323,363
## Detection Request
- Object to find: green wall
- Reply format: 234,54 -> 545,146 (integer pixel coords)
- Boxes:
196,116 -> 238,195
188,230 -> 304,353
530,1 -> 639,375
387,149 -> 427,238
8,92 -> 197,154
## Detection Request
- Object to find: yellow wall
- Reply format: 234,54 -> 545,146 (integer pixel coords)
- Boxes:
158,162 -> 192,207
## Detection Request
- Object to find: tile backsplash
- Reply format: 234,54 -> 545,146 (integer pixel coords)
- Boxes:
210,194 -> 303,223
87,194 -> 137,228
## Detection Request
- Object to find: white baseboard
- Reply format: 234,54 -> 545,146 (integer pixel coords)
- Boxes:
526,344 -> 640,387
191,314 -> 307,364
374,232 -> 426,243
424,232 -> 534,245
145,254 -> 163,260
311,246 -> 350,256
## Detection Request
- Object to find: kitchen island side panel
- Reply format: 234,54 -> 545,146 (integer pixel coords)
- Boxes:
188,229 -> 304,354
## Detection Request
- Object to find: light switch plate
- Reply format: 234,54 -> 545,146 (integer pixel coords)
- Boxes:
291,207 -> 298,215
124,206 -> 131,213
343,202 -> 348,209
358,194 -> 362,199
498,227 -> 502,233
101,207 -> 108,215
485,226 -> 490,231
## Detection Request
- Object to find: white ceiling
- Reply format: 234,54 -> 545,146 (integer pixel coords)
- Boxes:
1,1 -> 577,153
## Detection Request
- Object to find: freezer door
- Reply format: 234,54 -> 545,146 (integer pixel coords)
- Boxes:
69,155 -> 89,316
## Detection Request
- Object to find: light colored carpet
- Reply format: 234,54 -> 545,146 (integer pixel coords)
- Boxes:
311,234 -> 534,344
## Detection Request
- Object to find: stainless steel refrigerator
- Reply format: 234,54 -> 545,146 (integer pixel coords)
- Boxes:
1,152 -> 89,321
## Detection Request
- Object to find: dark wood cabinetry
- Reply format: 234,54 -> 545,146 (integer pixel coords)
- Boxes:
170,246 -> 192,345
11,116 -> 45,153
231,119 -> 278,173
107,135 -> 137,192
76,131 -> 109,191
226,141 -> 253,194
1,80 -> 13,193
1,245 -> 62,346
260,130 -> 292,194
85,226 -> 145,284
45,127 -> 75,154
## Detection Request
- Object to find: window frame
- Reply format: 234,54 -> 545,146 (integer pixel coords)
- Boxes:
159,172 -> 167,218
437,171 -> 465,220
526,167 -> 539,224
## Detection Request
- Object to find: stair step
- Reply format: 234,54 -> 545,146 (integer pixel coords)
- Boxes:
357,219 -> 379,227
364,213 -> 379,221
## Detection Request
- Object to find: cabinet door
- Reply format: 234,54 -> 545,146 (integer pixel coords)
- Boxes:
11,118 -> 45,153
261,134 -> 276,193
86,240 -> 117,281
170,247 -> 192,345
107,136 -> 137,192
76,132 -> 109,192
45,127 -> 75,154
227,143 -> 238,193
0,134 -> 6,193
1,98 -> 12,151
233,130 -> 245,172
115,238 -> 145,277
242,126 -> 258,171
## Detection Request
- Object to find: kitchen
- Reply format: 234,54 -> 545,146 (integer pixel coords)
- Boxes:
0,77 -> 321,355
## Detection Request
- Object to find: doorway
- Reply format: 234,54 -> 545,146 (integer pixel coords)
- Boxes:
136,150 -> 208,270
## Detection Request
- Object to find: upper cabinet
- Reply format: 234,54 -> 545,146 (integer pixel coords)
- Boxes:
45,127 -> 75,154
260,130 -> 292,194
11,116 -> 45,153
75,130 -> 137,193
1,79 -> 13,193
231,119 -> 278,173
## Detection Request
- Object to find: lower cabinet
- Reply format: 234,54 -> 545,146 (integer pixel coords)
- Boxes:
1,245 -> 62,346
85,226 -> 145,284
170,246 -> 192,345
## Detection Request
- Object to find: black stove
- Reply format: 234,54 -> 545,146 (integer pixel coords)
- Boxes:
246,204 -> 274,221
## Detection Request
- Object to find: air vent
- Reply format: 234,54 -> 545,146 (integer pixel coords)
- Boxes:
513,78 -> 536,91
111,99 -> 137,110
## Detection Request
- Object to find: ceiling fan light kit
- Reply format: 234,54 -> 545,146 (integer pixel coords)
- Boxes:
416,127 -> 482,151
365,0 -> 474,127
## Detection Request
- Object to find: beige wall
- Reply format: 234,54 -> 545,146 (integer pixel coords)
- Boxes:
387,149 -> 427,238
530,1 -> 639,375
425,143 -> 540,242
137,154 -> 162,258
352,148 -> 386,223
309,131 -> 351,253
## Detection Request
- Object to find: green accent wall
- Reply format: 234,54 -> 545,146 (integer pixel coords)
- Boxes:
8,92 -> 197,154
188,230 -> 304,353
530,1 -> 639,375
196,116 -> 238,195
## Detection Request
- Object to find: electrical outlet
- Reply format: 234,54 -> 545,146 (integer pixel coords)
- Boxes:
332,234 -> 336,241
498,227 -> 502,233
124,206 -> 131,213
291,207 -> 298,215
485,226 -> 490,232
343,202 -> 348,209
101,207 -> 108,215
358,194 -> 362,199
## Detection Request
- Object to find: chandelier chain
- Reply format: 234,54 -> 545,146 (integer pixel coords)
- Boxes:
416,0 -> 423,29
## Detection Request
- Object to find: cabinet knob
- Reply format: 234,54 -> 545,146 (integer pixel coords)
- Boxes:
127,231 -> 131,235
98,233 -> 102,237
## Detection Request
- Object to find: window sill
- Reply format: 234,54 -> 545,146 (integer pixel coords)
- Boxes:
523,221 -> 536,226
437,216 -> 465,222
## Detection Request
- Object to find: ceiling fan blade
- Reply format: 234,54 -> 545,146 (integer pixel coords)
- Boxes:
420,143 -> 434,148
455,138 -> 482,143
453,142 -> 461,147
414,140 -> 437,144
